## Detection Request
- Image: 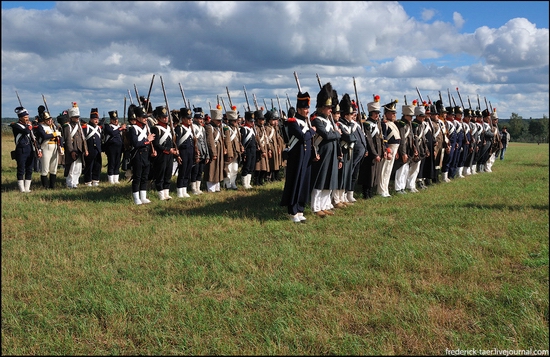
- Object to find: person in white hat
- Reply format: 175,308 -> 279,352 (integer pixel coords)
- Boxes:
62,103 -> 88,189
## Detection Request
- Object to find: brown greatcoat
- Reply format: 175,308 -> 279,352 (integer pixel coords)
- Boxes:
254,123 -> 270,172
223,122 -> 243,175
204,121 -> 225,183
62,119 -> 88,177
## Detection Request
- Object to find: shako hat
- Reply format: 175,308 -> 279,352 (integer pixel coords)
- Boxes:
15,106 -> 29,118
153,105 -> 169,118
90,108 -> 99,119
193,107 -> 204,119
296,91 -> 311,109
367,95 -> 381,113
108,110 -> 118,120
383,99 -> 398,112
211,104 -> 223,120
179,108 -> 192,119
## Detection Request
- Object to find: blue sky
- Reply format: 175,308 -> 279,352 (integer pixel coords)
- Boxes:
2,1 -> 548,119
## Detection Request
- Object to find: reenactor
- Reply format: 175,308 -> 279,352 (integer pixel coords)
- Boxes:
420,103 -> 437,187
11,106 -> 42,192
35,108 -> 62,189
349,100 -> 367,201
407,104 -> 428,193
204,105 -> 225,192
103,110 -> 126,184
377,100 -> 399,198
253,109 -> 270,186
174,108 -> 195,198
190,107 -> 209,194
82,108 -> 103,187
240,111 -> 257,189
450,106 -> 464,178
359,95 -> 383,199
129,106 -> 156,205
265,109 -> 284,182
280,91 -> 316,223
310,82 -> 341,217
394,101 -> 416,194
223,107 -> 243,190
462,108 -> 475,176
441,106 -> 456,182
150,105 -> 177,200
62,103 -> 88,189
333,94 -> 356,208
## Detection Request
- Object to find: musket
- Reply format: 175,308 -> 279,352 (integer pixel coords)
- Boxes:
15,90 -> 41,156
123,96 -> 127,124
128,89 -> 134,105
416,87 -> 424,104
404,95 -> 408,105
276,94 -> 283,118
178,83 -> 199,161
353,77 -> 360,111
252,93 -> 259,111
439,91 -> 444,106
188,100 -> 191,109
467,95 -> 472,109
226,87 -> 233,108
286,92 -> 291,108
42,93 -> 64,155
209,102 -> 212,110
451,94 -> 457,107
477,94 -> 482,111
243,85 -> 251,112
489,101 -> 494,112
456,87 -> 465,109
294,71 -> 303,93
178,83 -> 188,108
145,74 -> 155,112
221,97 -> 227,112
271,98 -> 274,111
316,73 -> 322,89
134,84 -> 141,108
263,98 -> 268,111
448,88 -> 452,108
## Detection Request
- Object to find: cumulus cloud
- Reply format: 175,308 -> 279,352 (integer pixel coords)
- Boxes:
1,1 -> 548,120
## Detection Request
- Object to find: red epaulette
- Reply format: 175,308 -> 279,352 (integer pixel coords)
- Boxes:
287,117 -> 297,122
81,124 -> 88,129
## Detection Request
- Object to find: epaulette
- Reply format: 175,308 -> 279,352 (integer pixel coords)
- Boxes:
287,117 -> 297,122
81,124 -> 87,129
62,123 -> 70,128
412,122 -> 419,129
396,120 -> 405,128
223,126 -> 229,131
365,122 -> 372,129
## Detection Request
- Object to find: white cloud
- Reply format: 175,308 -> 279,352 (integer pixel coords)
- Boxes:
1,1 -> 548,120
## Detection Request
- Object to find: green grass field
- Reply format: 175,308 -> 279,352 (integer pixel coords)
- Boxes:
2,134 -> 549,355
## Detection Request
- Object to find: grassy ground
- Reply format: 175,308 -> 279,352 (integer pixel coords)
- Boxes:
2,134 -> 549,355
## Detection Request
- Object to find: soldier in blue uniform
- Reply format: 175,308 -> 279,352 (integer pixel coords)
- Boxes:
333,93 -> 356,208
129,106 -> 156,205
280,92 -> 316,222
103,110 -> 126,184
393,102 -> 416,194
174,108 -> 196,198
441,106 -> 456,182
310,82 -> 341,217
151,106 -> 177,200
11,106 -> 42,192
240,111 -> 257,189
82,108 -> 103,187
359,96 -> 384,199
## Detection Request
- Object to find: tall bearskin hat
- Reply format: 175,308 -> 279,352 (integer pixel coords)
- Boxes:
339,93 -> 354,115
316,82 -> 334,109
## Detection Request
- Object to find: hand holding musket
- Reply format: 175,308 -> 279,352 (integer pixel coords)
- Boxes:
42,93 -> 63,155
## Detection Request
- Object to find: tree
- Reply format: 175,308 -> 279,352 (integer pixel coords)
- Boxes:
507,113 -> 524,141
528,120 -> 545,144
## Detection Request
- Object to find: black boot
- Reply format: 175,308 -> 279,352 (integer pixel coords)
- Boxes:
49,174 -> 56,189
41,175 -> 49,188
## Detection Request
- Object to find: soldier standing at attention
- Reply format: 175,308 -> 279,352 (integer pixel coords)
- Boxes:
11,106 -> 42,192
280,91 -> 316,223
35,109 -> 61,189
103,110 -> 126,184
223,107 -> 243,190
190,108 -> 209,194
377,100 -> 399,198
204,105 -> 225,192
174,108 -> 195,198
310,82 -> 341,217
151,106 -> 177,200
82,108 -> 102,187
240,111 -> 257,189
359,96 -> 384,199
129,106 -> 156,205
63,103 -> 88,189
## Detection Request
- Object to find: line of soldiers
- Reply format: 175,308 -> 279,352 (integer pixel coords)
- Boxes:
10,86 -> 503,220
279,83 -> 503,222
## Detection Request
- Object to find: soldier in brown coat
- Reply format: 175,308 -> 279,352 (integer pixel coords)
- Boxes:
62,103 -> 88,188
223,107 -> 243,189
204,105 -> 225,192
253,109 -> 270,185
